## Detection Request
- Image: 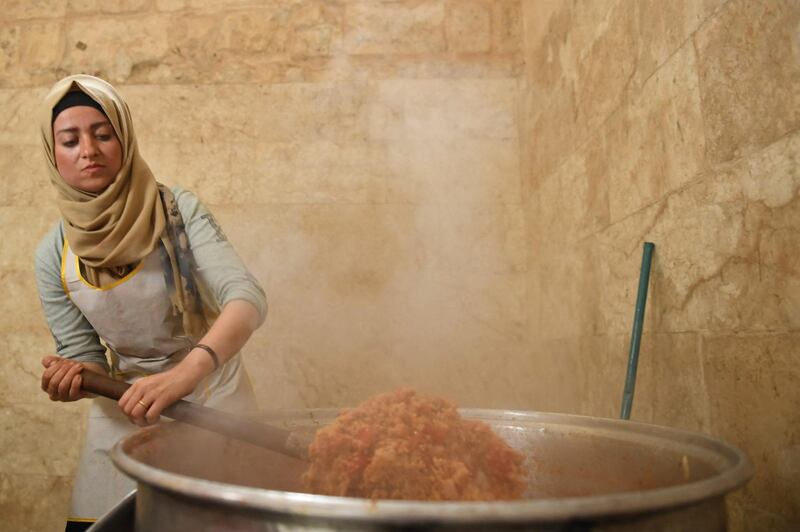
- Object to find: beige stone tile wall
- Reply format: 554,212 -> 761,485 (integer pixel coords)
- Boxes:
0,1 -> 523,530
1,0 -> 797,530
520,0 -> 799,530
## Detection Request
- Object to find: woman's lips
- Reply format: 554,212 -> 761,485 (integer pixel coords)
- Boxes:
83,164 -> 104,173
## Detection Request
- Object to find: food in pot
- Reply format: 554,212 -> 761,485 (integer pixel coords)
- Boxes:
303,388 -> 526,500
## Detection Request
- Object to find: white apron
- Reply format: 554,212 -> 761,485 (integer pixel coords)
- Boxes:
61,239 -> 257,522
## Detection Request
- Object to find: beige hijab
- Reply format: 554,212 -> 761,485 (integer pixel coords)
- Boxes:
41,75 -> 206,336
41,74 -> 163,276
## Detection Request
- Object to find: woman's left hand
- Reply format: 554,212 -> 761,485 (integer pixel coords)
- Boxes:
119,301 -> 259,425
118,359 -> 208,425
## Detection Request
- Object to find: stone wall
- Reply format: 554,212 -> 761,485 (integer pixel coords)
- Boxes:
1,0 -> 797,530
0,1 -> 524,530
519,0 -> 799,530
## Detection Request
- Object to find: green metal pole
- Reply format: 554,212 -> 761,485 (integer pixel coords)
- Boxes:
620,242 -> 655,420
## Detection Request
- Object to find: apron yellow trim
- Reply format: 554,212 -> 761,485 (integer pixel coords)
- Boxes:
66,517 -> 97,523
61,238 -> 72,302
75,251 -> 145,291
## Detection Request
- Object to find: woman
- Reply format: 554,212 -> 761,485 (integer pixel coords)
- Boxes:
35,75 -> 267,531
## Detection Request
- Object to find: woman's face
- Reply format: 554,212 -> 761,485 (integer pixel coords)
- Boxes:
53,106 -> 122,193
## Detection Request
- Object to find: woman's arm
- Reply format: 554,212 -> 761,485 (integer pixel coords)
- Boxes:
119,299 -> 260,424
119,187 -> 267,425
35,224 -> 110,402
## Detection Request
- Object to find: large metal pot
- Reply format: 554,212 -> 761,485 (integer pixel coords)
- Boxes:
111,409 -> 752,531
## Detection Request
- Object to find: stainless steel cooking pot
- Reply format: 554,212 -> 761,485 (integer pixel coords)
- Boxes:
111,409 -> 752,531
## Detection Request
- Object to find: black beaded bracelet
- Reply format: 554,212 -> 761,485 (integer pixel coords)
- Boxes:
194,343 -> 220,371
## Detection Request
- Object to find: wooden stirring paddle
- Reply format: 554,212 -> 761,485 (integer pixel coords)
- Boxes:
80,370 -> 309,461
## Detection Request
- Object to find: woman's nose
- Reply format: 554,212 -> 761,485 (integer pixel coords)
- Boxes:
80,138 -> 99,158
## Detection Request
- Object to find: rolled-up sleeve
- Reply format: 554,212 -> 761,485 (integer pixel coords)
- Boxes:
174,187 -> 268,326
34,224 -> 109,370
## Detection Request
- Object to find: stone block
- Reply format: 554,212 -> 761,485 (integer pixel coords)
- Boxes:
0,19 -> 69,87
0,25 -> 19,82
729,504 -> 798,532
525,161 -> 558,253
535,241 -> 604,342
0,89 -> 46,145
129,82 -> 372,145
63,15 -> 170,83
344,1 -> 446,55
0,207 -> 61,270
594,201 -> 664,337
0,146 -> 48,207
0,332 -> 54,405
0,270 -> 48,335
702,333 -> 800,527
572,0 -> 638,134
384,137 -> 520,205
247,81 -> 371,143
606,43 -> 706,221
634,0 -> 726,90
226,142 -> 295,205
694,0 -> 800,164
164,13 -> 220,67
1,0 -> 67,20
644,136 -> 800,334
736,131 -> 800,208
218,2 -> 342,57
336,50 -> 521,82
565,0 -> 628,65
370,78 -> 518,141
155,0 -> 186,11
179,0 -> 274,10
0,473 -> 74,532
0,403 -> 85,476
238,339 -> 305,409
523,336 -> 587,414
596,162 -> 800,335
578,333 -> 627,419
66,0 -> 150,14
434,201 -> 526,275
519,0 -> 573,94
544,134 -> 610,244
492,0 -> 521,53
525,77 -> 579,185
626,332 -> 709,432
228,139 -> 388,204
445,0 -> 491,53
140,140 -> 235,204
212,202 -> 430,299
17,20 -> 64,71
124,84 -> 223,145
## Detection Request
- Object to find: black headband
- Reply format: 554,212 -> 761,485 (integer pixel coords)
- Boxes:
52,90 -> 106,124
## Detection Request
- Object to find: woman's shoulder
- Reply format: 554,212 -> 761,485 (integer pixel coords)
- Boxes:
34,221 -> 65,274
170,186 -> 208,221
35,220 -> 65,261
170,185 -> 203,214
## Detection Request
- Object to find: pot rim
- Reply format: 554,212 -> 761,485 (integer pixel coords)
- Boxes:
111,409 -> 753,524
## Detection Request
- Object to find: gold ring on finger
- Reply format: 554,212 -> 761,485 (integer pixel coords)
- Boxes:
138,400 -> 149,408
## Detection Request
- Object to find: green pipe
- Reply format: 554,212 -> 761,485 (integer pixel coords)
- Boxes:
620,242 -> 655,420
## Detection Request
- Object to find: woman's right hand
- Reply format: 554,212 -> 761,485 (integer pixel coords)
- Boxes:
40,355 -> 102,402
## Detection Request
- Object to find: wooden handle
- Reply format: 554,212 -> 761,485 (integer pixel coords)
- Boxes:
79,370 -> 308,461
80,370 -> 130,400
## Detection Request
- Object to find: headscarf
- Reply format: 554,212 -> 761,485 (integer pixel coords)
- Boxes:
41,74 -> 207,337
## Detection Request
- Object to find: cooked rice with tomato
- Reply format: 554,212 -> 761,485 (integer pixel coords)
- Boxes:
303,388 -> 526,500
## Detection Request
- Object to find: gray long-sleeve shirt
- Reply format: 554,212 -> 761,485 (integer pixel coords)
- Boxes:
35,187 -> 267,371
